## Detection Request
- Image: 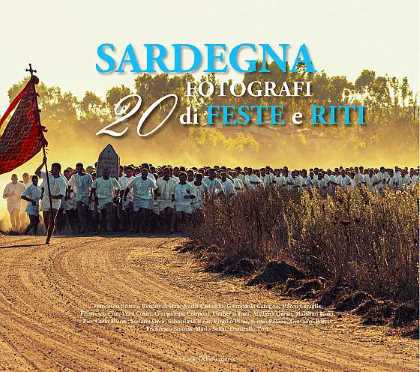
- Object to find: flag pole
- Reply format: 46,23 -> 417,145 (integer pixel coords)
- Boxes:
26,64 -> 54,244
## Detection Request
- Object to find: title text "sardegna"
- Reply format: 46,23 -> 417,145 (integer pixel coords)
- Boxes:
96,43 -> 316,74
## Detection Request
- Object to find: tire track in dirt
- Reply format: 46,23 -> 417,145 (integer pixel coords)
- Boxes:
2,237 -> 242,370
0,235 -> 417,371
0,239 -> 187,370
67,237 -> 333,370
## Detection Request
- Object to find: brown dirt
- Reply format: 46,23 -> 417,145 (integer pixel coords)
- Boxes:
0,235 -> 417,371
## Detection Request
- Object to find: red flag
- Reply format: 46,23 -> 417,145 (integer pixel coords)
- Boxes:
0,77 -> 47,174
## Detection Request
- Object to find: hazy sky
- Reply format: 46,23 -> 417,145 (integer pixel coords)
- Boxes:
0,0 -> 418,108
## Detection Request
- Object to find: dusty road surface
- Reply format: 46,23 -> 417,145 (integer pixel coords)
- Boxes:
0,235 -> 417,371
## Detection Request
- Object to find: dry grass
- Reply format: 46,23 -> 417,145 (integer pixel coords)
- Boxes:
191,186 -> 419,304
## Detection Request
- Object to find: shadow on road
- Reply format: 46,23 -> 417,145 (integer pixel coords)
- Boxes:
0,243 -> 45,249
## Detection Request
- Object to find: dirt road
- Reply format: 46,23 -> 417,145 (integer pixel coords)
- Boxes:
0,235 -> 417,371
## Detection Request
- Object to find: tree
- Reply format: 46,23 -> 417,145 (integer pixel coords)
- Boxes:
105,85 -> 132,111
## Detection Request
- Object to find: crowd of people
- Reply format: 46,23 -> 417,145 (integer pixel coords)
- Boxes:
2,158 -> 419,240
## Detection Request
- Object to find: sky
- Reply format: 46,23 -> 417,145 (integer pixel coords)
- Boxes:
0,0 -> 418,109
0,0 -> 418,224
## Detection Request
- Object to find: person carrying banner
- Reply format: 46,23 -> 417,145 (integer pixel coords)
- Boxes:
35,158 -> 68,243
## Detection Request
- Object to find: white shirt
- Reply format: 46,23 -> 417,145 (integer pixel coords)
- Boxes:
328,175 -> 338,185
337,175 -> 352,187
3,182 -> 26,212
172,175 -> 180,183
192,182 -> 208,209
175,182 -> 195,206
311,176 -> 320,188
372,173 -> 386,192
391,173 -> 403,188
92,177 -> 121,201
302,176 -> 312,187
261,174 -> 272,188
401,174 -> 412,187
69,173 -> 93,203
319,177 -> 329,190
128,176 -> 156,200
203,177 -> 223,194
156,177 -> 177,201
245,174 -> 262,189
365,175 -> 375,192
63,185 -> 77,211
285,175 -> 295,190
233,177 -> 244,191
273,175 -> 286,187
293,176 -> 304,188
221,179 -> 236,196
119,175 -> 135,202
21,184 -> 42,215
354,173 -> 365,185
40,171 -> 68,211
20,181 -> 32,212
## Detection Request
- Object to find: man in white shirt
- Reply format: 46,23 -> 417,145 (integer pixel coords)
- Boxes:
244,168 -> 262,190
295,170 -> 305,189
373,167 -> 390,195
192,173 -> 208,213
69,162 -> 93,233
20,172 -> 32,226
125,168 -> 156,233
231,170 -> 244,192
35,159 -> 67,243
348,173 -> 357,189
220,172 -> 236,197
318,173 -> 329,198
273,170 -> 287,188
410,169 -> 419,187
21,173 -> 31,189
393,167 -> 402,189
186,169 -> 195,184
299,170 -> 311,189
285,171 -> 295,191
235,167 -> 246,186
156,167 -> 177,232
286,170 -> 300,190
309,171 -> 318,188
337,170 -> 352,188
175,172 -> 196,230
118,166 -> 135,231
326,170 -> 338,196
21,175 -> 42,235
354,167 -> 365,186
401,169 -> 412,189
61,168 -> 78,233
260,168 -> 272,188
203,169 -> 223,195
3,174 -> 26,232
265,167 -> 275,185
91,168 -> 121,232
365,170 -> 376,192
141,163 -> 156,182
